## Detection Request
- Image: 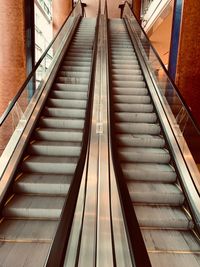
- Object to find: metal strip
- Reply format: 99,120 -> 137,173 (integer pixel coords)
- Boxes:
77,14 -> 113,267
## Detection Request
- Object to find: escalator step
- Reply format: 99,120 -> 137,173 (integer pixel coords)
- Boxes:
14,173 -> 72,195
121,163 -> 176,182
127,181 -> 184,205
134,205 -> 194,229
21,155 -> 77,174
118,147 -> 170,164
3,195 -> 65,219
28,140 -> 81,157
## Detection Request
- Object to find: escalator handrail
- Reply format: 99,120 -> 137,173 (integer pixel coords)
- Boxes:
44,1 -> 101,266
0,0 -> 83,126
122,1 -> 200,135
105,1 -> 152,266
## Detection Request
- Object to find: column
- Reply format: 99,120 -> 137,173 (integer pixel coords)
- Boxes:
0,0 -> 26,154
175,0 -> 200,126
133,0 -> 141,22
52,0 -> 73,35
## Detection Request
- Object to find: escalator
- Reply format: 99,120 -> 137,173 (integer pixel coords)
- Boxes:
109,18 -> 200,267
0,17 -> 96,266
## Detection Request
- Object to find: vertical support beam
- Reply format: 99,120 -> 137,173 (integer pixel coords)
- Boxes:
0,0 -> 26,153
175,0 -> 200,126
25,0 -> 35,98
52,0 -> 73,35
168,0 -> 183,80
133,0 -> 141,22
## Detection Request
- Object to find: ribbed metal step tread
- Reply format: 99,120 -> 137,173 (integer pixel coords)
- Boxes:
142,229 -> 200,252
58,71 -> 90,78
34,128 -> 83,142
28,140 -> 81,157
113,74 -> 144,81
115,112 -> 157,123
22,155 -> 77,174
56,77 -> 89,84
0,219 -> 58,240
118,147 -> 170,163
59,66 -> 90,73
128,182 -> 184,205
51,90 -> 88,100
114,103 -> 154,113
39,117 -> 84,129
14,173 -> 72,194
134,205 -> 194,229
47,98 -> 86,109
122,163 -> 176,182
53,83 -> 88,91
44,107 -> 85,118
116,134 -> 165,148
113,87 -> 148,95
115,122 -> 161,134
113,80 -> 146,88
3,195 -> 65,219
114,95 -> 150,104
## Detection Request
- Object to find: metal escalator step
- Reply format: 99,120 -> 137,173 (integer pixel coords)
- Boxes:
61,61 -> 91,67
149,252 -> 200,267
53,83 -> 88,91
127,182 -> 184,205
34,128 -> 83,142
113,95 -> 150,104
111,55 -> 137,60
112,59 -> 139,65
111,51 -> 136,56
122,163 -> 176,182
56,77 -> 89,84
58,71 -> 90,78
112,69 -> 141,75
28,141 -> 81,157
44,107 -> 85,119
0,219 -> 58,240
142,229 -> 200,252
0,242 -> 50,267
112,80 -> 146,88
47,98 -> 86,109
115,112 -> 157,123
3,195 -> 65,219
14,173 -> 72,195
115,122 -> 160,134
21,156 -> 77,174
112,74 -> 144,81
59,66 -> 90,73
39,117 -> 84,129
116,134 -> 165,148
51,90 -> 87,100
63,57 -> 91,62
112,63 -> 140,69
134,205 -> 194,229
118,147 -> 170,164
114,103 -> 154,113
113,87 -> 148,95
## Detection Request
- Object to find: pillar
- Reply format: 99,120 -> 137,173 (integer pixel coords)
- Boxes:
175,0 -> 200,126
133,0 -> 141,22
0,0 -> 26,154
52,0 -> 73,35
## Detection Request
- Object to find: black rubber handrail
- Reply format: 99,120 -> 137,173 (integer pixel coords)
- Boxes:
122,1 -> 200,134
45,2 -> 101,266
105,1 -> 152,266
0,0 -> 83,126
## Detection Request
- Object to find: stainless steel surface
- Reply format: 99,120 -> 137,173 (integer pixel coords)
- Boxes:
77,15 -> 113,267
